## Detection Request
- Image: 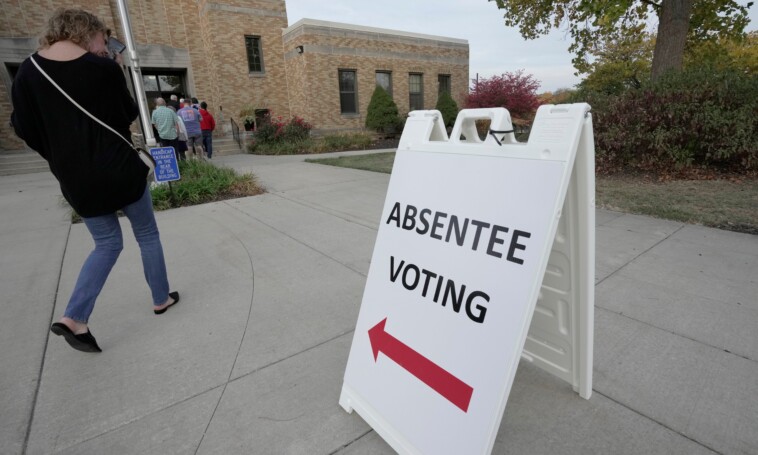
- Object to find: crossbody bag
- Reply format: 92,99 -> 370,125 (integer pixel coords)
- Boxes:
29,54 -> 156,176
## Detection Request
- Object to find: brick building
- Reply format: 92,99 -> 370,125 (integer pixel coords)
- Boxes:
0,0 -> 468,151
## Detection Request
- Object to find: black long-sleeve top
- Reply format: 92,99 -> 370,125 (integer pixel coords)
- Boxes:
11,52 -> 147,217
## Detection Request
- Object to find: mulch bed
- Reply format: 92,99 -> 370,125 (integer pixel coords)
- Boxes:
365,137 -> 400,150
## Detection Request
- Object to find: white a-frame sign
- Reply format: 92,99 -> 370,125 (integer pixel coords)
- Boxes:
340,104 -> 595,455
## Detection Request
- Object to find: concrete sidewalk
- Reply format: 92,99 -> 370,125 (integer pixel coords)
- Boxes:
1,151 -> 756,455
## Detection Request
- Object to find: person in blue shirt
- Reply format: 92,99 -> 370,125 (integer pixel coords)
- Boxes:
178,100 -> 204,160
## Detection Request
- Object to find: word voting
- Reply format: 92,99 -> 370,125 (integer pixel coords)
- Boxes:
384,202 -> 534,324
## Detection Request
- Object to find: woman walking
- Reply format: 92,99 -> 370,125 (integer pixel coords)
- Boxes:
11,9 -> 179,353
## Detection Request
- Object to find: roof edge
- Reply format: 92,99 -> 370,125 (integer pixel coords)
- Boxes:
283,18 -> 468,45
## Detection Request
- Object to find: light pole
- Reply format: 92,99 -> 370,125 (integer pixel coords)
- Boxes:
115,0 -> 156,147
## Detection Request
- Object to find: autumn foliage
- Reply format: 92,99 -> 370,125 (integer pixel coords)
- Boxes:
591,67 -> 757,174
465,70 -> 541,121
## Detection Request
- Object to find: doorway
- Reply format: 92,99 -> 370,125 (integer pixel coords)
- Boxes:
142,70 -> 187,111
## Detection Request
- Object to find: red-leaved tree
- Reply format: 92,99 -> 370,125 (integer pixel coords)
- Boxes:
465,70 -> 541,121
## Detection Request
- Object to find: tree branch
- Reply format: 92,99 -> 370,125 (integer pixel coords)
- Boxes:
639,0 -> 662,9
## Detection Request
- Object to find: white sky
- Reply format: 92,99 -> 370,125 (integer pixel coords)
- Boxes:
284,0 -> 758,93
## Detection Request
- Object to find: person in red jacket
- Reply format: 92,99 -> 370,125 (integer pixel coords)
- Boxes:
199,101 -> 216,159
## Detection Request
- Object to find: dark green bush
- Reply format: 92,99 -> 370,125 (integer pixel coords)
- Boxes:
365,86 -> 401,132
591,67 -> 757,172
435,91 -> 459,127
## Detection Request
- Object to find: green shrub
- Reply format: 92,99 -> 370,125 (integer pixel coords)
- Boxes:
435,91 -> 459,127
365,86 -> 401,132
591,67 -> 757,172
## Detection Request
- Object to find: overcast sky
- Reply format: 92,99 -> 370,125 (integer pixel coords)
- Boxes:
285,0 -> 757,93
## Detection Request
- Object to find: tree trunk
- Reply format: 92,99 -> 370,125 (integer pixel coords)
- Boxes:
651,0 -> 694,80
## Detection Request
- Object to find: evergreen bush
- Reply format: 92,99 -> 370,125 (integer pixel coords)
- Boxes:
365,86 -> 401,132
435,91 -> 459,127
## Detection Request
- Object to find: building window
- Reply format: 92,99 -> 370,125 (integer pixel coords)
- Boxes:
339,69 -> 358,114
376,71 -> 392,97
409,73 -> 424,111
438,74 -> 451,95
245,36 -> 264,73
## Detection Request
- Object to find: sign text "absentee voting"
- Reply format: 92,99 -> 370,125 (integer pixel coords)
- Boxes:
385,202 -> 533,325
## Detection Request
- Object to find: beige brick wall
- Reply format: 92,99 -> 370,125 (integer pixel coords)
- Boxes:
1,76 -> 23,150
1,1 -> 468,150
284,49 -> 309,121
200,2 -> 290,126
283,21 -> 468,134
1,1 -> 118,149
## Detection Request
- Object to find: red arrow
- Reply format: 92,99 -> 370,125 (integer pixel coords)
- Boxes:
368,318 -> 474,412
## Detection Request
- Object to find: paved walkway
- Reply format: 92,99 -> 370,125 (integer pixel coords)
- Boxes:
1,151 -> 756,454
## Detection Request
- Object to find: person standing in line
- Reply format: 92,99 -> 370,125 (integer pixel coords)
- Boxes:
178,99 -> 204,160
11,8 -> 180,353
175,112 -> 190,160
167,94 -> 180,111
151,97 -> 185,160
199,101 -> 216,159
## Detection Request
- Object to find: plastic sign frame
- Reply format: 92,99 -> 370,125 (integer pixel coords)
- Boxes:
340,105 -> 595,454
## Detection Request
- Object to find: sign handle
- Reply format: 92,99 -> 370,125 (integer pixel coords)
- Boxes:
168,181 -> 177,207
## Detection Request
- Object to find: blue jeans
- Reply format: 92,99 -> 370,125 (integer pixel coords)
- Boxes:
202,130 -> 213,158
64,185 -> 170,322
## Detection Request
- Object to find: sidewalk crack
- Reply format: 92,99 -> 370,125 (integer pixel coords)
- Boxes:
222,198 -> 369,278
270,191 -> 379,231
194,216 -> 257,455
328,429 -> 374,455
595,223 -> 686,287
593,390 -> 724,455
22,222 -> 71,455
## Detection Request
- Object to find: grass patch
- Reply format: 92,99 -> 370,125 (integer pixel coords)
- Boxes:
249,133 -> 374,155
306,152 -> 395,174
307,151 -> 758,234
151,160 -> 263,210
70,160 -> 263,223
596,175 -> 758,234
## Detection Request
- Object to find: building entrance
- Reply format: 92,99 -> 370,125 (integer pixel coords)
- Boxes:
142,70 -> 187,111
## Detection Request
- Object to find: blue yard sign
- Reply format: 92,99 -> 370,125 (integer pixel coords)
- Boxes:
149,147 -> 181,183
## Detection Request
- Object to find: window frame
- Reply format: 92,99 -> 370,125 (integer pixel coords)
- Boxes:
409,73 -> 424,111
438,74 -> 451,95
375,70 -> 393,97
244,35 -> 265,73
338,69 -> 358,115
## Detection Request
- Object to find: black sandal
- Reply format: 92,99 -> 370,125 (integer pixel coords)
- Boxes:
154,291 -> 180,315
50,322 -> 102,353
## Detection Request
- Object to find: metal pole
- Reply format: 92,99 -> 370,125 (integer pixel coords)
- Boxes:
115,0 -> 156,147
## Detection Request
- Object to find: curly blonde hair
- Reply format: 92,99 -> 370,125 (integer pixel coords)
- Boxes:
39,9 -> 107,49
